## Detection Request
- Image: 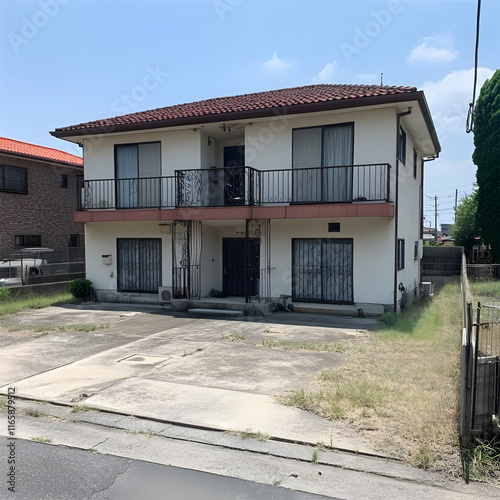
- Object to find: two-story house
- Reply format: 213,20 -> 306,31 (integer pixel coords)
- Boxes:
51,84 -> 440,314
0,137 -> 84,259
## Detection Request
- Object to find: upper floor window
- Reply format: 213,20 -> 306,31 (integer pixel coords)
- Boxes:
398,127 -> 406,165
0,165 -> 27,194
292,123 -> 354,169
115,142 -> 161,179
292,123 -> 354,203
115,142 -> 161,208
61,174 -> 68,188
398,238 -> 405,270
413,149 -> 417,179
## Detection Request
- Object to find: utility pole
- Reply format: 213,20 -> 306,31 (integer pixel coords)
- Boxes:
455,189 -> 458,220
434,196 -> 438,244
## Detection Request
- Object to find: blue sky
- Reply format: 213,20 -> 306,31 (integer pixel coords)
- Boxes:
1,0 -> 498,225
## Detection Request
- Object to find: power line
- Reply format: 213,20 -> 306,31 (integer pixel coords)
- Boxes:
425,184 -> 474,194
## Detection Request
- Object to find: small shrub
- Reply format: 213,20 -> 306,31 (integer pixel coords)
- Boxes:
377,311 -> 396,327
69,279 -> 93,299
0,287 -> 11,302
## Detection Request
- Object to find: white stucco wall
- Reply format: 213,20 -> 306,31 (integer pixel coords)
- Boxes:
269,218 -> 394,307
245,107 -> 398,198
395,120 -> 423,304
200,224 -> 222,296
82,129 -> 201,179
84,222 -> 172,291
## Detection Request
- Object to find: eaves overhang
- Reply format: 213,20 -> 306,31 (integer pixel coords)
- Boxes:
51,91 -> 439,151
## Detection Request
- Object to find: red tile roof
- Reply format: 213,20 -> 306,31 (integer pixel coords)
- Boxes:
51,84 -> 419,137
0,137 -> 83,167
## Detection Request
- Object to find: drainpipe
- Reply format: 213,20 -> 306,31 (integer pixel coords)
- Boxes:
420,156 -> 437,292
394,107 -> 412,313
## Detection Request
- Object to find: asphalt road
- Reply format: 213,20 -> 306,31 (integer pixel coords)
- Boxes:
8,439 -> 334,500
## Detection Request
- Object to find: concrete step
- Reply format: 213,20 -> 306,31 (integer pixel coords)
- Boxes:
188,308 -> 244,317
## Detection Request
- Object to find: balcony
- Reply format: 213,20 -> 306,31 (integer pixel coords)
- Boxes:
79,163 -> 391,210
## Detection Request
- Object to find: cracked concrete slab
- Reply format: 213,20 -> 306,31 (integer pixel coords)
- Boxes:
0,304 -> 381,458
3,410 -> 498,500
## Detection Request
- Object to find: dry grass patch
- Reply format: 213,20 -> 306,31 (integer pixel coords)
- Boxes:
280,283 -> 462,475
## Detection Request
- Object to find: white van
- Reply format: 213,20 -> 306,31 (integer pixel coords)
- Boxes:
0,249 -> 50,286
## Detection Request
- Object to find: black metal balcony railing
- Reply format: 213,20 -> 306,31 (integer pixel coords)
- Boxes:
175,166 -> 260,207
79,164 -> 391,210
80,176 -> 176,210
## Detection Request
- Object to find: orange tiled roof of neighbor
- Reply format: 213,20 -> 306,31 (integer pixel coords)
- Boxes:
0,137 -> 83,167
51,84 -> 418,135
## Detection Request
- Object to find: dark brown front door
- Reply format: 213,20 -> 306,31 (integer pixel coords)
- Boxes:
224,146 -> 245,206
223,238 -> 259,297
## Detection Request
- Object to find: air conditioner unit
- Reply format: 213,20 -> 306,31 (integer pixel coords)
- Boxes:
420,281 -> 434,299
158,286 -> 173,304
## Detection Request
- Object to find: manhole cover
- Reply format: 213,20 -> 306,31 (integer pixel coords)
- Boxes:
117,354 -> 166,365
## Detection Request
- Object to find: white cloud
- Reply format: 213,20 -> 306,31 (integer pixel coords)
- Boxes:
264,51 -> 292,70
313,62 -> 339,83
422,67 -> 494,137
408,32 -> 459,63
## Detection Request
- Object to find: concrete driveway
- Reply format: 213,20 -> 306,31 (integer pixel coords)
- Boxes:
0,303 -> 376,453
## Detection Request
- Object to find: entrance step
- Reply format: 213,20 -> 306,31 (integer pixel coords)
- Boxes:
172,299 -> 273,316
188,308 -> 244,317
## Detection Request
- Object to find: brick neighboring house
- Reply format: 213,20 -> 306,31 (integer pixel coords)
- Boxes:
0,137 -> 84,259
51,84 -> 440,313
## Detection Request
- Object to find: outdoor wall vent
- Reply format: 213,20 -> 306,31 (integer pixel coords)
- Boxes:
102,254 -> 112,265
328,223 -> 340,232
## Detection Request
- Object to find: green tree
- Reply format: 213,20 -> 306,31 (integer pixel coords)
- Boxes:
451,191 -> 478,251
473,69 -> 500,262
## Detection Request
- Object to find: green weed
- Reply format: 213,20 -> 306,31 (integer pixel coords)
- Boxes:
25,408 -> 41,417
0,292 -> 79,317
466,435 -> 500,482
58,323 -> 109,333
230,430 -> 270,441
31,436 -> 52,443
0,287 -> 11,302
227,333 -> 246,341
71,404 -> 94,413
